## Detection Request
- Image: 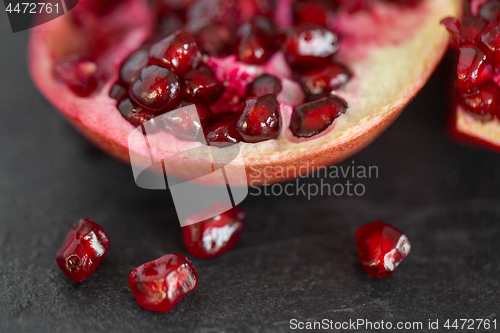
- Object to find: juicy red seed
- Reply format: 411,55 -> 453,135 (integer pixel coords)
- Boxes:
118,99 -> 159,133
119,49 -> 149,85
182,66 -> 224,104
457,46 -> 492,93
480,0 -> 500,22
441,17 -> 462,50
247,74 -> 282,97
149,30 -> 202,75
280,24 -> 339,69
237,17 -> 277,64
56,219 -> 110,282
480,23 -> 500,66
159,101 -> 211,141
298,63 -> 352,96
204,116 -> 243,147
183,206 -> 245,259
187,0 -> 241,30
292,0 -> 337,27
54,56 -> 99,97
460,16 -> 486,45
461,81 -> 498,121
109,83 -> 127,102
129,254 -> 198,312
237,95 -> 281,143
355,221 -> 411,278
129,65 -> 181,111
290,95 -> 347,138
195,23 -> 235,56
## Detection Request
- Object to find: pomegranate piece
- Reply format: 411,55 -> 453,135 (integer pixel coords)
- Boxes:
129,254 -> 198,312
457,46 -> 492,94
183,206 -> 245,259
237,95 -> 282,143
182,66 -> 224,104
195,23 -> 235,56
149,30 -> 202,75
236,17 -> 277,64
56,219 -> 110,282
118,98 -> 159,133
247,74 -> 282,97
289,95 -> 347,138
159,101 -> 211,141
119,49 -> 149,85
292,0 -> 337,27
355,221 -> 411,278
54,56 -> 99,97
298,63 -> 352,96
204,116 -> 243,147
129,65 -> 181,111
280,24 -> 339,69
461,81 -> 498,120
109,83 -> 127,102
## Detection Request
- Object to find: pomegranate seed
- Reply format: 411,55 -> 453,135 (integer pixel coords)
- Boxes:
109,83 -> 127,102
298,63 -> 352,96
119,49 -> 149,85
237,17 -> 277,64
237,95 -> 281,143
118,98 -> 159,133
54,56 -> 99,97
183,206 -> 245,259
182,66 -> 224,104
187,0 -> 241,30
204,116 -> 243,147
441,17 -> 462,50
129,65 -> 181,111
480,0 -> 500,22
457,46 -> 492,94
480,23 -> 500,66
461,81 -> 498,120
460,16 -> 486,46
289,95 -> 347,138
149,30 -> 202,75
129,254 -> 198,312
280,24 -> 339,69
195,23 -> 235,56
247,74 -> 282,97
159,101 -> 211,141
56,219 -> 110,282
355,221 -> 411,278
292,0 -> 337,27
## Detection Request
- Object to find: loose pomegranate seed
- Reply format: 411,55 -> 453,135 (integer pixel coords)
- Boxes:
183,206 -> 245,259
289,95 -> 347,138
298,63 -> 352,96
457,45 -> 492,94
355,221 -> 411,278
159,101 -> 211,141
56,219 -> 110,282
480,0 -> 500,22
109,83 -> 127,102
461,81 -> 498,120
182,66 -> 224,104
280,24 -> 339,69
237,17 -> 277,64
119,49 -> 149,85
292,0 -> 337,27
54,56 -> 99,97
247,74 -> 282,97
195,23 -> 235,56
149,30 -> 202,75
129,65 -> 181,111
237,94 -> 281,143
204,116 -> 243,147
480,23 -> 500,66
118,99 -> 159,133
129,254 -> 198,312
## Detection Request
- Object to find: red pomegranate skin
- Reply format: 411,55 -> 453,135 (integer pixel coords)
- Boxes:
129,254 -> 198,312
56,219 -> 110,282
355,221 -> 411,278
182,206 -> 245,259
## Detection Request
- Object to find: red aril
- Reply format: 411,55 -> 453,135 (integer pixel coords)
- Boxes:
237,94 -> 281,143
159,101 -> 211,141
119,49 -> 149,85
182,66 -> 224,104
54,56 -> 99,97
480,23 -> 500,65
194,23 -> 235,56
292,0 -> 337,27
109,83 -> 128,102
297,63 -> 352,96
247,74 -> 282,97
460,81 -> 498,120
118,98 -> 159,133
457,45 -> 492,93
204,115 -> 243,147
236,17 -> 277,64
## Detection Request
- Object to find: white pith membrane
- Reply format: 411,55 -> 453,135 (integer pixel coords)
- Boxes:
29,0 -> 460,185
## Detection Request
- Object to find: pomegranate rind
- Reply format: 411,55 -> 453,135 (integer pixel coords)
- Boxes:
29,0 -> 461,185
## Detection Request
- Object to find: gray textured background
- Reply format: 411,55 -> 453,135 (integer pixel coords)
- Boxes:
0,13 -> 499,333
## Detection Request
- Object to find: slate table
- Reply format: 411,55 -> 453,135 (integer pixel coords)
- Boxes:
0,21 -> 498,333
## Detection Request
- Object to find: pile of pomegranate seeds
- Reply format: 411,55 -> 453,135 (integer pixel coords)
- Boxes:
442,0 -> 500,120
129,254 -> 198,312
56,219 -> 110,282
355,221 -> 411,278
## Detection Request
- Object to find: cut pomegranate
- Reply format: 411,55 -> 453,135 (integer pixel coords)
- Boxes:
355,221 -> 411,278
54,56 -> 99,97
237,95 -> 281,143
298,63 -> 352,96
247,74 -> 282,97
119,49 -> 149,85
183,206 -> 245,259
56,219 -> 110,282
290,95 -> 347,138
182,66 -> 223,104
129,254 -> 198,312
129,65 -> 181,111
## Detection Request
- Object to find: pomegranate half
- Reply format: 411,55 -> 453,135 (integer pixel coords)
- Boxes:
29,0 -> 460,185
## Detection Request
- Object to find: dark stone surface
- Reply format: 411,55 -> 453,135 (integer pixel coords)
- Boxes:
0,30 -> 499,333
